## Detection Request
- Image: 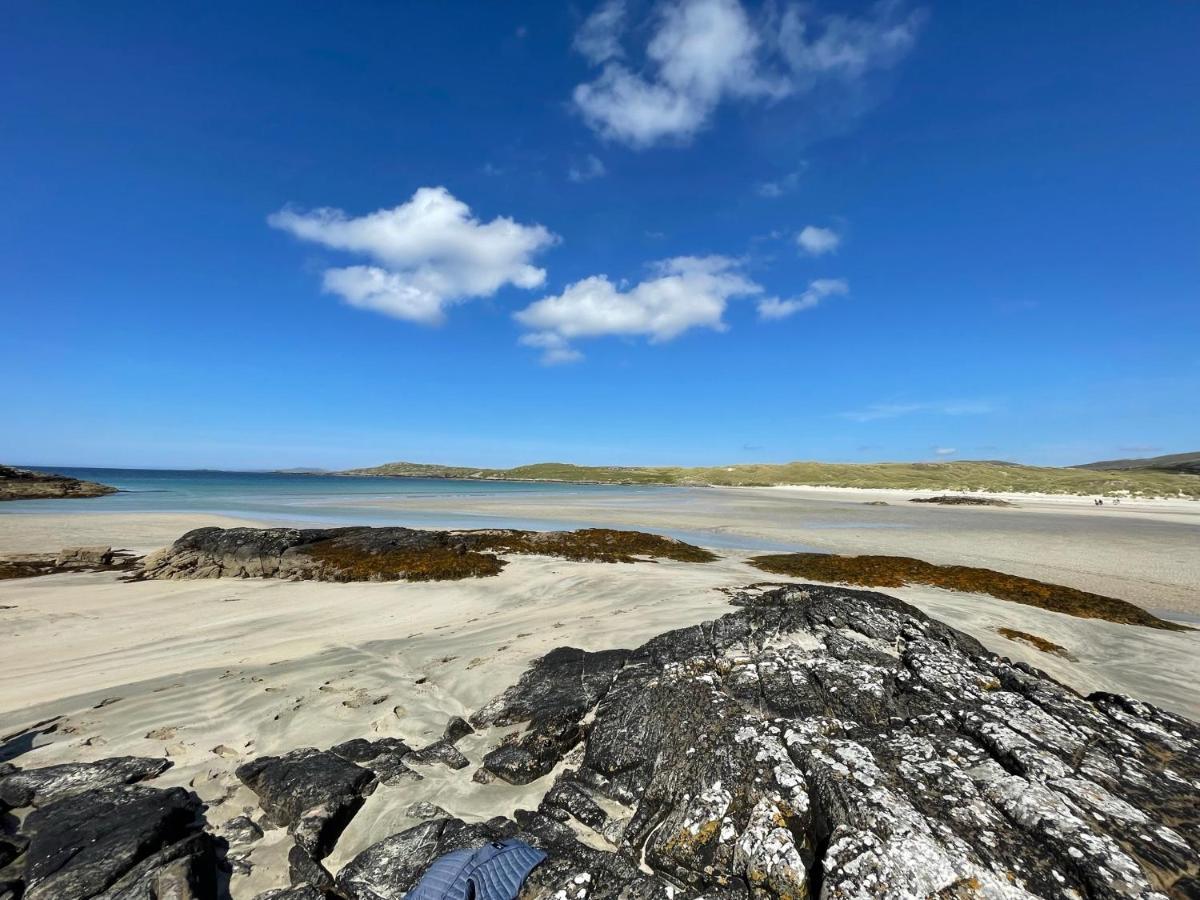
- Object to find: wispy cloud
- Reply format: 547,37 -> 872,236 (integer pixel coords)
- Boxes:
838,401 -> 993,422
933,447 -> 957,456
757,278 -> 847,320
756,164 -> 807,197
568,154 -> 607,182
570,0 -> 926,148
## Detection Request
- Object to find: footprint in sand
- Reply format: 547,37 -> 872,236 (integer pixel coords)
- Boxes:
93,697 -> 122,709
466,657 -> 488,670
145,727 -> 177,741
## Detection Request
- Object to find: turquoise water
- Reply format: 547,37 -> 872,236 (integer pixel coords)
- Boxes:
2,467 -> 803,551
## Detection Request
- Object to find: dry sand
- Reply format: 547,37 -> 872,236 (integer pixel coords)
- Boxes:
1,494 -> 1197,896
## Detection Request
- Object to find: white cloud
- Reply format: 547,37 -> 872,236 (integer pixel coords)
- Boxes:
574,0 -> 627,64
934,447 -> 957,456
568,154 -> 607,182
516,255 -> 761,361
796,225 -> 840,255
757,277 -> 847,319
269,187 -> 557,325
571,0 -> 925,147
838,401 -> 993,423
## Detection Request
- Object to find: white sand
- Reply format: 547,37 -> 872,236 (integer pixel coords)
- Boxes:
1,500 -> 1197,896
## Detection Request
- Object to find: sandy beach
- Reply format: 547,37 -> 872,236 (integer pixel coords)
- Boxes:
2,488 -> 1198,896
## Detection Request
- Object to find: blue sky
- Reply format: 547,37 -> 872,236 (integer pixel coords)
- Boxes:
2,1 -> 1197,470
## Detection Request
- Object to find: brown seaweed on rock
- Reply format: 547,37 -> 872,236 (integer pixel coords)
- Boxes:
746,551 -> 1188,631
137,525 -> 718,583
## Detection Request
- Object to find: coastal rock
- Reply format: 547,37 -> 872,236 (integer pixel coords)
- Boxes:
442,715 -> 474,744
910,494 -> 1015,507
19,784 -> 206,900
0,465 -> 118,502
137,525 -> 716,583
235,748 -> 377,859
466,584 -> 1200,899
0,756 -> 171,808
404,739 -> 470,771
331,737 -> 421,784
252,886 -> 327,900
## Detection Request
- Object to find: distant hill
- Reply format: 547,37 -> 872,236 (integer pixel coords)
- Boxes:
341,459 -> 1200,499
1074,451 -> 1200,476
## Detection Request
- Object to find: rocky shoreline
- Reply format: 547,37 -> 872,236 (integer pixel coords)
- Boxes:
0,466 -> 117,502
137,526 -> 717,583
1,584 -> 1196,899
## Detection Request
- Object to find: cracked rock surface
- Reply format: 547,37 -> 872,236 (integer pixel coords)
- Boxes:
464,585 -> 1199,899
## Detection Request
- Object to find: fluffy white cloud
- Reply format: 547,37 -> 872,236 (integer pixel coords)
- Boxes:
757,277 -> 847,319
516,255 -> 761,362
568,154 -> 607,182
571,0 -> 925,147
934,447 -> 957,456
796,225 -> 840,255
268,187 -> 557,325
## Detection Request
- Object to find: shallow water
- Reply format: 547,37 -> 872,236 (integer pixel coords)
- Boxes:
2,467 -> 811,552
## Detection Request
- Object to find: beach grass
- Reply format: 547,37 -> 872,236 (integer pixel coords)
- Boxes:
340,460 -> 1200,499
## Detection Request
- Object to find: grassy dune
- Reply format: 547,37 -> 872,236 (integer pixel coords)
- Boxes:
341,459 -> 1200,499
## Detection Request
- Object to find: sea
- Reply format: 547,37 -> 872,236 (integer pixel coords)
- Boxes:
1,466 -> 800,551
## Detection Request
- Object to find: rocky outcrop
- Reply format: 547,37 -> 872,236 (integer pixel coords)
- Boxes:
462,585 -> 1200,899
0,756 -> 170,808
137,525 -> 717,583
1,585 -> 1196,899
0,466 -> 117,501
18,784 -> 210,900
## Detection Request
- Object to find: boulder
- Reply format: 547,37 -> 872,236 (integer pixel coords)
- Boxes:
0,756 -> 171,808
20,784 -> 205,900
331,737 -> 420,784
403,740 -> 469,771
235,748 -> 376,859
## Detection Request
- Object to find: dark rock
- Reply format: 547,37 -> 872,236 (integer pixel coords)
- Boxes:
404,740 -> 469,771
331,738 -> 420,784
287,843 -> 336,895
137,525 -> 715,583
0,832 -> 27,870
405,801 -> 450,820
0,756 -> 171,808
539,777 -> 609,832
216,814 -> 263,847
481,730 -> 575,785
252,886 -> 327,900
94,831 -> 218,900
235,748 -> 376,859
20,784 -> 205,900
462,584 -> 1200,899
910,494 -> 1014,506
442,715 -> 474,744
